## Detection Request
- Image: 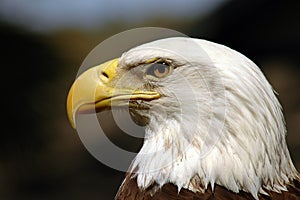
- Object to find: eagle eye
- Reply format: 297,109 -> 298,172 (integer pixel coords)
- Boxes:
146,62 -> 172,79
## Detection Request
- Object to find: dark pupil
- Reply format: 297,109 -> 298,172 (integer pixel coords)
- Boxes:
156,65 -> 166,73
147,62 -> 170,78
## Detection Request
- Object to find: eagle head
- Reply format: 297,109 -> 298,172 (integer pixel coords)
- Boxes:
67,37 -> 299,199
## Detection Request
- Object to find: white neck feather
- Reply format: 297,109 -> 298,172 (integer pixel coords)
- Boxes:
127,38 -> 299,200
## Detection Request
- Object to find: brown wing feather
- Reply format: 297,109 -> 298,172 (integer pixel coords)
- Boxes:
115,174 -> 300,200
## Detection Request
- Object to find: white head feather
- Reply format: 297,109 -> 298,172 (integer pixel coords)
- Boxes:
118,37 -> 299,199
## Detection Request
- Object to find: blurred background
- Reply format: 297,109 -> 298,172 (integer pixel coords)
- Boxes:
0,0 -> 299,199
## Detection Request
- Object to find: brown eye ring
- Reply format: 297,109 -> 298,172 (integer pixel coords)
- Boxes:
146,62 -> 171,79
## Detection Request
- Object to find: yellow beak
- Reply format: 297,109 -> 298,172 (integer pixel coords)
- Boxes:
67,58 -> 160,129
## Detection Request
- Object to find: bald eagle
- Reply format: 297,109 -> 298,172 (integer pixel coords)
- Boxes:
67,37 -> 300,199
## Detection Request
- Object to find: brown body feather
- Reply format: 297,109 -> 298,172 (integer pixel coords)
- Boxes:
115,174 -> 300,200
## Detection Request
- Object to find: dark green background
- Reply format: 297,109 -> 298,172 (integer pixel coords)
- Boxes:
1,1 -> 299,199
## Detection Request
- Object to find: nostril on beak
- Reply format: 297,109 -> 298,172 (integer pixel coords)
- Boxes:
100,71 -> 110,83
102,71 -> 109,78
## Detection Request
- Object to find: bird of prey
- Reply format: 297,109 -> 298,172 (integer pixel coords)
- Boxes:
67,37 -> 300,199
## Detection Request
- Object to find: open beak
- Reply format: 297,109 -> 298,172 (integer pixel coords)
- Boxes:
67,58 -> 160,129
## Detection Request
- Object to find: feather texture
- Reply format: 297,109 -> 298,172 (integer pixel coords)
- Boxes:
116,174 -> 300,200
111,37 -> 300,199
